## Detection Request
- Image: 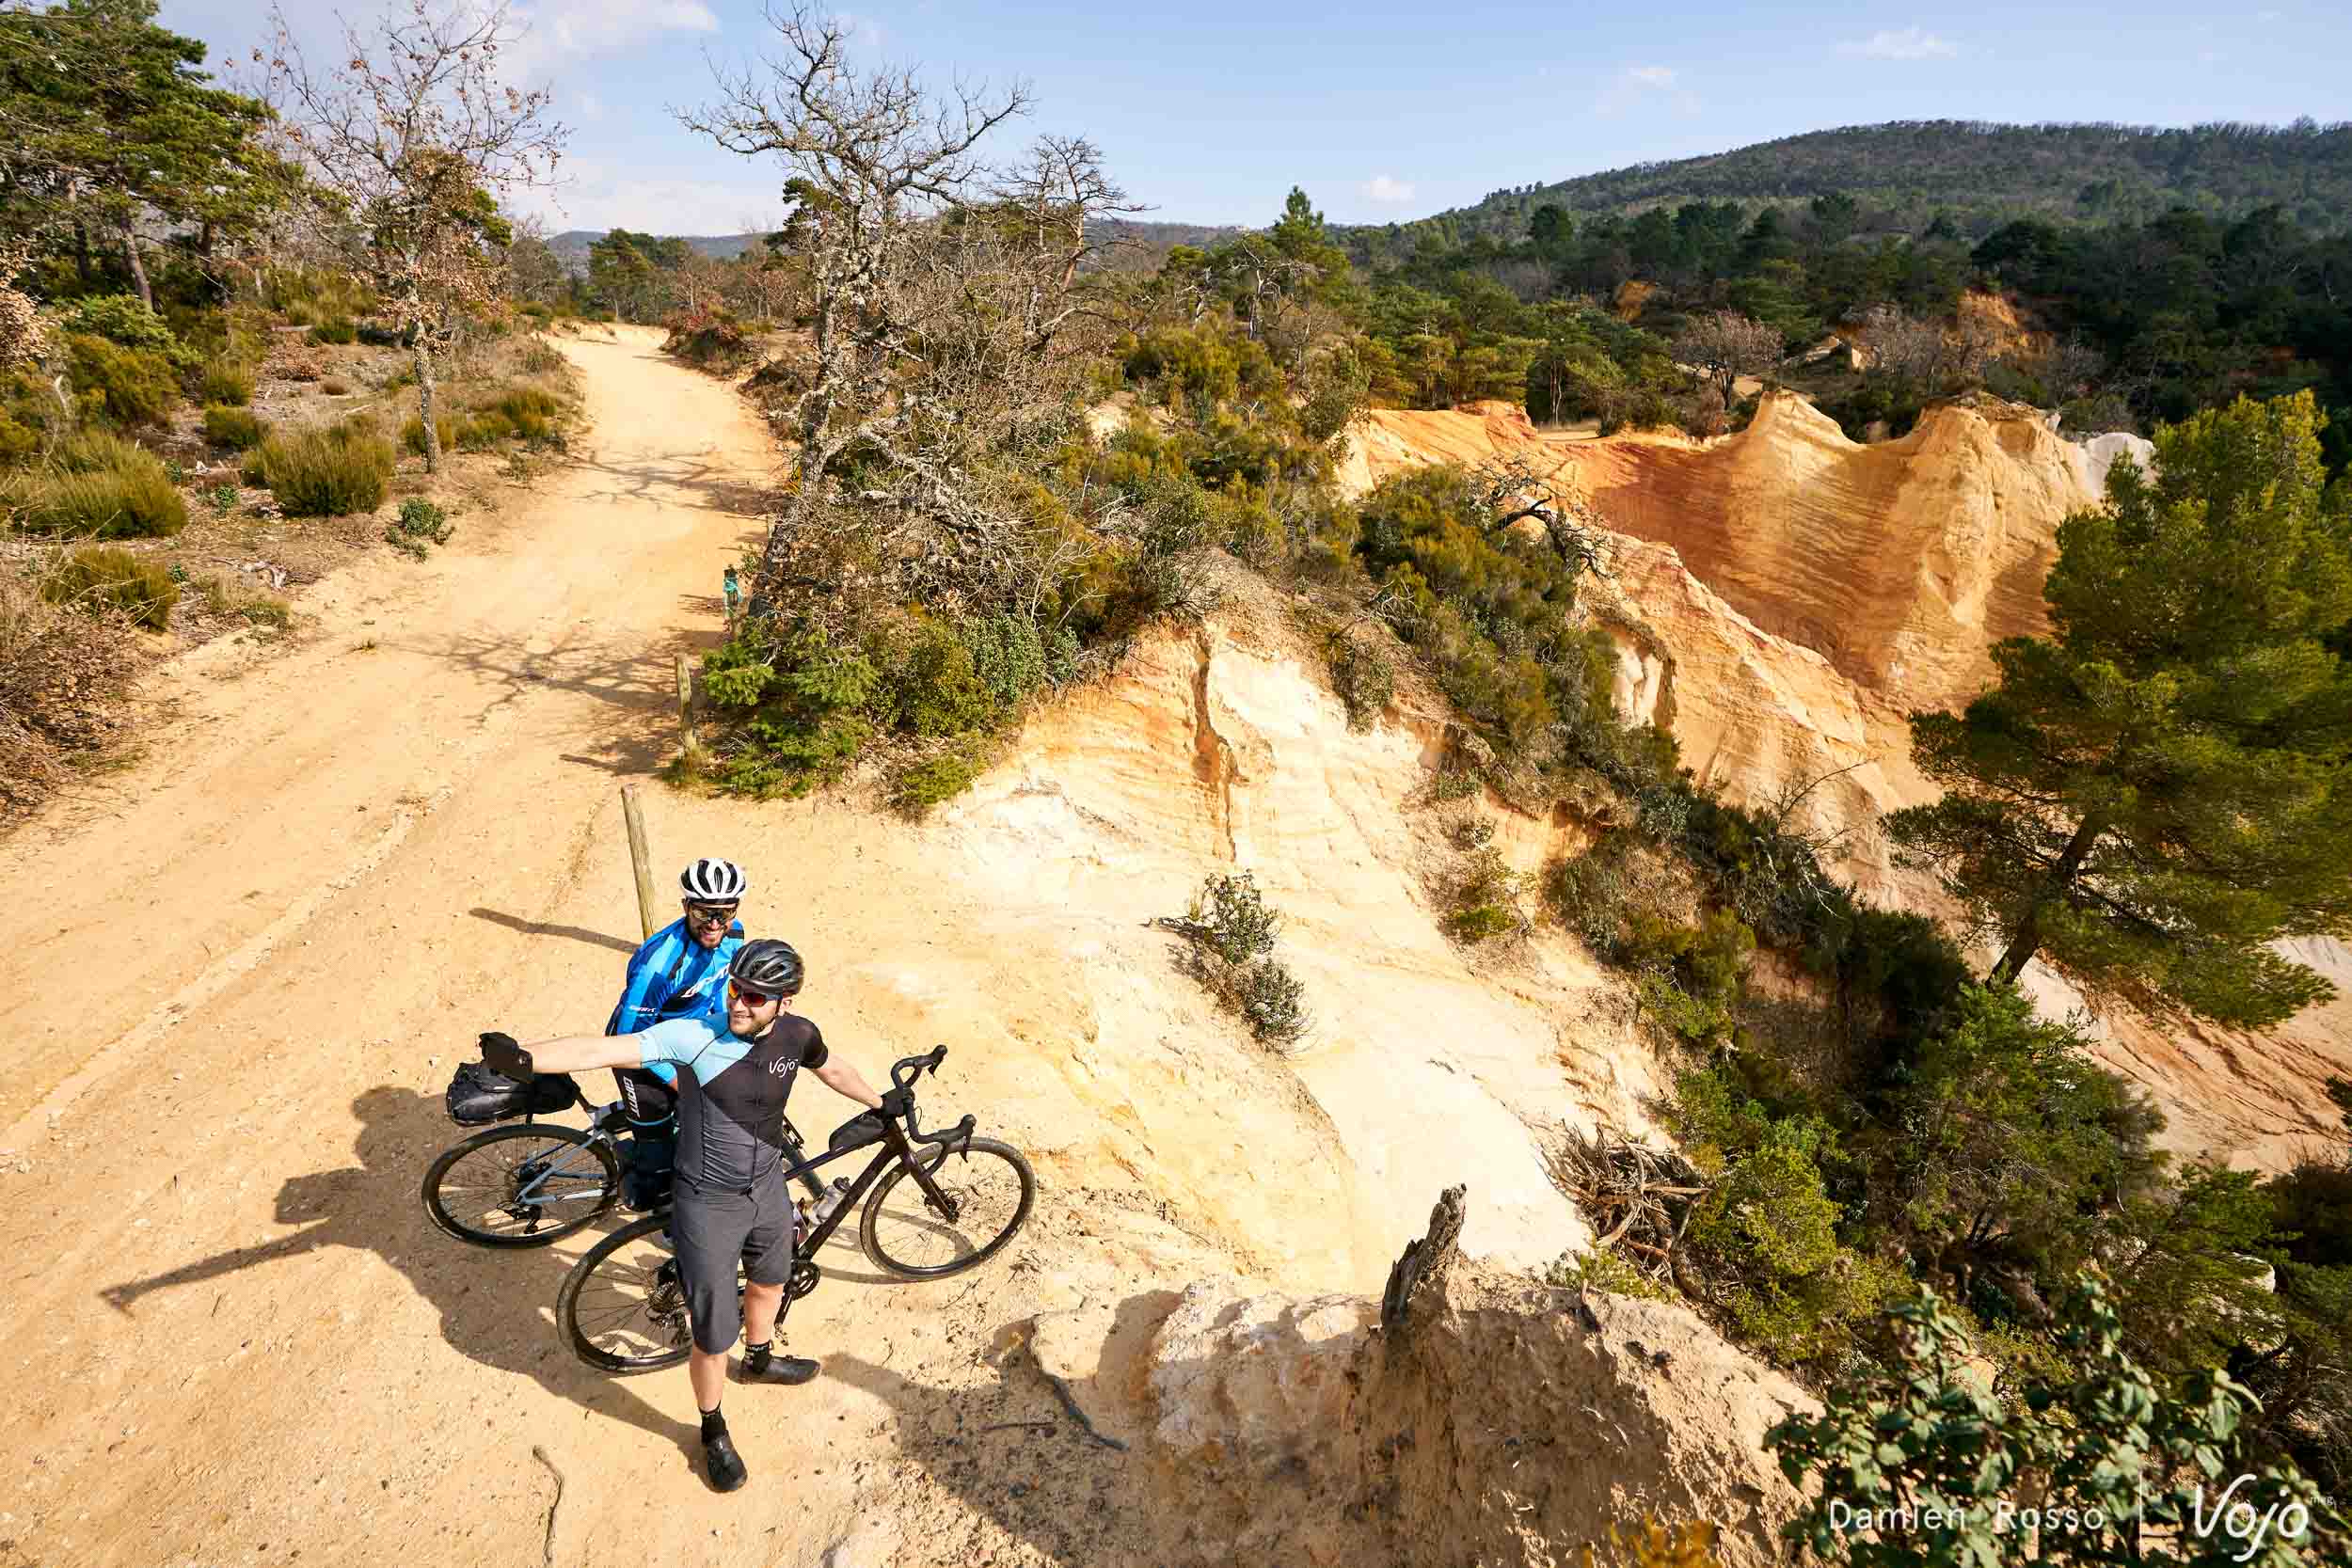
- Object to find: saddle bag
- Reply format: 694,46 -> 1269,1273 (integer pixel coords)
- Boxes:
444,1061 -> 575,1125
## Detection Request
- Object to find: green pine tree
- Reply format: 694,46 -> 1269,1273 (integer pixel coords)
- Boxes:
1886,391 -> 2352,1029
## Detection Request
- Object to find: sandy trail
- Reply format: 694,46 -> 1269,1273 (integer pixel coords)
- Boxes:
0,330 -> 983,1566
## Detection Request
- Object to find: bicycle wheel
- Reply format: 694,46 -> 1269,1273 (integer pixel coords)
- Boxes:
561,1212 -> 701,1372
859,1136 -> 1036,1280
421,1123 -> 619,1248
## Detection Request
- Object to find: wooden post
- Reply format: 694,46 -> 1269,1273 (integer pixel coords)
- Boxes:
621,784 -> 659,941
675,653 -> 706,770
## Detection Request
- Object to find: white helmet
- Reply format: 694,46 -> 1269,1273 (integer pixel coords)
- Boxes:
679,858 -> 747,903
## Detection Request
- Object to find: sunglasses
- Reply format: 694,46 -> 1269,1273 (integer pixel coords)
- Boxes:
728,980 -> 778,1007
685,902 -> 738,927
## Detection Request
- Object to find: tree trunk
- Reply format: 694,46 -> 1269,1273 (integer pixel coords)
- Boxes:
121,222 -> 153,313
72,222 -> 90,287
1991,812 -> 2108,985
412,331 -> 443,475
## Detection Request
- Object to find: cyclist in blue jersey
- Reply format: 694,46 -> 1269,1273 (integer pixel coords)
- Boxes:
482,940 -> 894,1493
608,858 -> 749,1210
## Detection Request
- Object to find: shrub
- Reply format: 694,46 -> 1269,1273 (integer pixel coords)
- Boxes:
519,339 -> 565,374
65,334 -> 178,426
1163,871 -> 1311,1046
1328,633 -> 1394,729
384,497 -> 454,558
487,385 -> 560,438
204,483 -> 238,514
661,309 -> 755,372
1442,847 -> 1530,944
1184,870 -> 1283,966
40,545 -> 178,629
1544,1247 -> 1674,1302
1625,909 -> 1754,1047
1547,834 -> 1635,954
401,412 -> 455,455
199,356 -> 255,406
309,318 -> 358,346
253,421 -> 394,516
198,573 -> 290,630
15,434 -> 186,538
2,565 -> 143,811
891,740 -> 990,816
201,404 -> 266,450
65,294 -> 177,352
320,378 -> 351,397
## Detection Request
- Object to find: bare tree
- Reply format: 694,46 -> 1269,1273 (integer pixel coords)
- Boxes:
1858,303 -> 1999,396
677,6 -> 1132,622
1670,309 -> 1781,405
267,0 -> 566,473
1465,452 -> 1611,583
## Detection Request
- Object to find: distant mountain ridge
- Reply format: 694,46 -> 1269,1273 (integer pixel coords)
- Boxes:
1353,119 -> 2352,244
542,218 -> 1242,275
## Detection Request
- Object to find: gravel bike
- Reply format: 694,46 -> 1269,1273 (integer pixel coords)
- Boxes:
422,1068 -> 892,1248
556,1045 -> 1034,1372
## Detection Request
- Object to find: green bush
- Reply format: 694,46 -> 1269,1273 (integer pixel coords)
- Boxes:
65,294 -> 177,352
891,740 -> 990,816
1625,908 -> 1755,1046
201,404 -> 266,450
1328,634 -> 1394,729
253,421 -> 395,516
308,318 -> 358,345
487,385 -> 560,438
1184,870 -> 1283,966
1442,847 -> 1529,944
40,545 -> 178,629
65,334 -> 178,426
1546,834 -> 1635,954
16,434 -> 187,538
519,340 -> 566,374
199,356 -> 255,406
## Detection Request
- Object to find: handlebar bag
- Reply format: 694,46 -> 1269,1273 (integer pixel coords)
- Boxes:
445,1061 -> 575,1125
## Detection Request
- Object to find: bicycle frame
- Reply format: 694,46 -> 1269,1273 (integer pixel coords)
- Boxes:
504,1046 -> 976,1239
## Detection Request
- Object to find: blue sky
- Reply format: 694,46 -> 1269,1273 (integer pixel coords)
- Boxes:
166,2 -> 2352,234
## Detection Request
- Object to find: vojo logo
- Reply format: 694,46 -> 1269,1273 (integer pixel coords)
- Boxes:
769,1054 -> 793,1076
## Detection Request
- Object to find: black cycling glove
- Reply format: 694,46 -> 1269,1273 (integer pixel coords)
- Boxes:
880,1086 -> 913,1119
479,1030 -> 535,1082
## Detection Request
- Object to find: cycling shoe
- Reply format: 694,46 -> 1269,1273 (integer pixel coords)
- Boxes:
703,1429 -> 748,1492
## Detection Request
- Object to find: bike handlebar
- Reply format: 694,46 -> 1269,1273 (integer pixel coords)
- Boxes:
888,1045 -> 947,1093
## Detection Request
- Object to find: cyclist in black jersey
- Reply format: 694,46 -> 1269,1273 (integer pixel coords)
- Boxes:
481,939 -> 895,1493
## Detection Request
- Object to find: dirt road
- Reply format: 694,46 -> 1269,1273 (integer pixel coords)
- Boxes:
0,330 -> 980,1566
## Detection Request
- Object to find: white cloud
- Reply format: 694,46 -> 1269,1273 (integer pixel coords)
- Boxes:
1360,174 -> 1417,205
1597,65 -> 1699,118
504,0 -> 719,81
1838,27 -> 1959,60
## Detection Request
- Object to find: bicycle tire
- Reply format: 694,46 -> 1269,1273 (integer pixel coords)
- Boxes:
561,1212 -> 699,1372
858,1136 -> 1036,1280
421,1123 -> 620,1248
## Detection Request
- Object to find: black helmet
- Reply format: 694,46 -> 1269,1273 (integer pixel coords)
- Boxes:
730,938 -> 803,996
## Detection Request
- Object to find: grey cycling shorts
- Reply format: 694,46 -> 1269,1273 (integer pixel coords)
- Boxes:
671,1176 -> 797,1354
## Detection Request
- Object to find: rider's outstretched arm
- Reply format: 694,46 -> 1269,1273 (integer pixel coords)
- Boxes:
808,1056 -> 885,1112
498,1033 -> 646,1076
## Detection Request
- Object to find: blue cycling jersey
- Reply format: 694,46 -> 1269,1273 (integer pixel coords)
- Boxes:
605,917 -> 742,1085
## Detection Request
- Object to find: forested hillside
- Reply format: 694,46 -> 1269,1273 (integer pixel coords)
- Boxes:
1356,119 -> 2352,256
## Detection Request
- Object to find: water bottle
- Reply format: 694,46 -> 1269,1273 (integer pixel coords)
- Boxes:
810,1178 -> 852,1227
